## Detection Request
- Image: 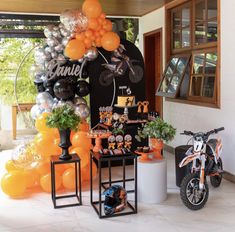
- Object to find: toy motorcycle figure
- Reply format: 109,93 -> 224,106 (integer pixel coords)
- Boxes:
179,127 -> 224,210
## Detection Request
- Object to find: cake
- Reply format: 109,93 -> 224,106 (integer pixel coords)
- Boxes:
117,96 -> 135,107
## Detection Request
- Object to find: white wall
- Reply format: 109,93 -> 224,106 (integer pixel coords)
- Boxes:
139,0 -> 235,175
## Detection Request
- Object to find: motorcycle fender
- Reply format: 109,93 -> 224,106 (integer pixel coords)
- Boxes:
179,153 -> 199,168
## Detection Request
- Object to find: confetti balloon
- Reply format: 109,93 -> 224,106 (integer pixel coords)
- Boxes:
60,9 -> 88,33
11,143 -> 41,170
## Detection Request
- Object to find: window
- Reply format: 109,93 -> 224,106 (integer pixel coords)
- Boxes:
162,0 -> 219,107
157,55 -> 190,97
172,3 -> 191,50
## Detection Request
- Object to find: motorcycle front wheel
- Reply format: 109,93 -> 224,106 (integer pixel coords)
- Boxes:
99,70 -> 114,86
210,158 -> 223,188
180,173 -> 209,210
129,65 -> 144,83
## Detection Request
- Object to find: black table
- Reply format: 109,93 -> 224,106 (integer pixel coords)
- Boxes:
90,151 -> 138,218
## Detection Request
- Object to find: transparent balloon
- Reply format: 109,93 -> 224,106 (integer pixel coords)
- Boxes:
60,9 -> 88,33
30,104 -> 44,120
12,143 -> 42,169
36,92 -> 54,111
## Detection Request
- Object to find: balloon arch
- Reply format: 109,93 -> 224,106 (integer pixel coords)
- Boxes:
1,0 -> 122,198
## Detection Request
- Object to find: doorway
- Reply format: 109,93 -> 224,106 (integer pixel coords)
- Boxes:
144,28 -> 163,118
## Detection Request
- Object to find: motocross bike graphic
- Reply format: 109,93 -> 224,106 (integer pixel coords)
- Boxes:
99,44 -> 143,86
179,127 -> 224,210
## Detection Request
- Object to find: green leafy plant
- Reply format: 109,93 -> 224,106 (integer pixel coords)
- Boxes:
136,118 -> 176,143
46,104 -> 81,131
112,127 -> 124,136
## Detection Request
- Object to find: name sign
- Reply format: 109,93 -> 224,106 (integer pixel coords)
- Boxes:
46,58 -> 81,80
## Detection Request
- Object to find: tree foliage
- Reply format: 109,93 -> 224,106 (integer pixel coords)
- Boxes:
0,38 -> 42,105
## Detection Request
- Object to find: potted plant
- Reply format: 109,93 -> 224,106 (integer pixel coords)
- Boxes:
136,118 -> 176,159
46,104 -> 81,160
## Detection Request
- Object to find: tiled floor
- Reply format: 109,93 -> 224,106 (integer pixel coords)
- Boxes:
0,150 -> 234,232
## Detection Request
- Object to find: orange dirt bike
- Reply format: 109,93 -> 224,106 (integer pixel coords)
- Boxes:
179,127 -> 225,210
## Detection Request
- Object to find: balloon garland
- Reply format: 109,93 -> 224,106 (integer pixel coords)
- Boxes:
1,0 -> 121,198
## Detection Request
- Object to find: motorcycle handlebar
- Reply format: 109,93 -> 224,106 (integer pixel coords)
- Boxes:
180,130 -> 194,136
181,127 -> 224,137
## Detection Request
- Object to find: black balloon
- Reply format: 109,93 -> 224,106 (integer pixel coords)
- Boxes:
81,68 -> 89,79
76,80 -> 91,97
44,80 -> 55,97
53,79 -> 75,100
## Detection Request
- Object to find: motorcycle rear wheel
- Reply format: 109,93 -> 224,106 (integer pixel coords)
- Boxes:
210,158 -> 223,188
180,173 -> 209,210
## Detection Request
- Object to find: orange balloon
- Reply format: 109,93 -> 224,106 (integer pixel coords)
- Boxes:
24,169 -> 40,188
103,19 -> 113,31
88,18 -> 99,30
1,171 -> 26,198
84,38 -> 92,49
62,167 -> 82,190
81,161 -> 97,181
70,147 -> 89,169
36,161 -> 50,175
82,0 -> 102,18
65,39 -> 86,60
35,136 -> 61,157
71,131 -> 91,148
35,112 -> 52,133
95,37 -> 102,47
76,32 -> 85,41
40,173 -> 62,193
100,12 -> 106,19
85,29 -> 93,38
55,164 -> 71,175
98,17 -> 104,25
5,160 -> 20,172
99,29 -> 106,36
101,32 -> 120,51
79,120 -> 90,132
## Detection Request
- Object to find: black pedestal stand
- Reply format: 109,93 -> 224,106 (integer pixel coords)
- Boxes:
50,153 -> 82,208
90,151 -> 138,219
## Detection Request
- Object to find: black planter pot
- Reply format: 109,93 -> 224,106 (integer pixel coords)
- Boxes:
59,128 -> 72,160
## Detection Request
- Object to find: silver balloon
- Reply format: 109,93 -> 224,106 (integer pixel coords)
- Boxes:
44,46 -> 54,54
35,72 -> 47,83
30,104 -> 44,120
78,57 -> 84,63
84,47 -> 99,61
73,97 -> 87,106
36,92 -> 54,111
60,27 -> 71,37
60,9 -> 88,33
51,51 -> 58,59
46,37 -> 60,47
62,37 -> 70,46
34,48 -> 47,64
56,54 -> 67,65
75,104 -> 90,119
44,25 -> 54,38
52,31 -> 61,39
54,44 -> 64,53
59,23 -> 64,29
44,51 -> 52,61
